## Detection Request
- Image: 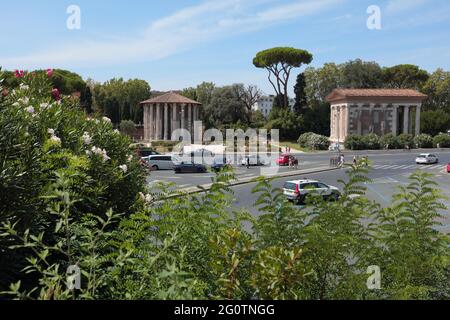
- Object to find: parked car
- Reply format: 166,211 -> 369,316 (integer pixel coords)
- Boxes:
276,154 -> 298,166
211,157 -> 231,172
142,154 -> 180,171
174,162 -> 207,174
137,147 -> 160,158
415,153 -> 439,165
283,179 -> 340,204
241,155 -> 265,167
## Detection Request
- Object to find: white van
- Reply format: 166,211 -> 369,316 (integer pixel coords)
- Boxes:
143,155 -> 181,171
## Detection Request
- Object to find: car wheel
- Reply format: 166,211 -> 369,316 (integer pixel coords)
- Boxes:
152,165 -> 159,171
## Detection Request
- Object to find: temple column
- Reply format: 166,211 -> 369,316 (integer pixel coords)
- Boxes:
164,103 -> 169,140
156,104 -> 162,140
403,105 -> 410,134
345,104 -> 350,137
143,105 -> 149,141
171,104 -> 179,139
187,104 -> 192,135
415,105 -> 421,136
392,105 -> 398,136
181,104 -> 186,130
149,104 -> 155,140
357,104 -> 363,135
369,103 -> 375,134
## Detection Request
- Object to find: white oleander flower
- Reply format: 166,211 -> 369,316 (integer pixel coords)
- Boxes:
119,164 -> 128,173
82,132 -> 92,145
127,155 -> 134,162
102,117 -> 111,123
48,128 -> 55,135
50,135 -> 61,144
139,192 -> 153,203
20,84 -> 29,90
40,103 -> 49,110
25,106 -> 35,114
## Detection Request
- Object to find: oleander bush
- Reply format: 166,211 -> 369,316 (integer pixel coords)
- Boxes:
297,132 -> 330,150
414,134 -> 433,149
433,133 -> 450,148
344,134 -> 365,150
0,69 -> 146,291
362,133 -> 381,150
397,133 -> 414,149
380,133 -> 400,149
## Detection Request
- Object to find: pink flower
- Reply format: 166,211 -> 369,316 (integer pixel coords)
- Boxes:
51,88 -> 61,101
46,69 -> 53,78
14,70 -> 25,78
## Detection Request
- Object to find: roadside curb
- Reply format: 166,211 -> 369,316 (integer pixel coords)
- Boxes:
168,166 -> 340,198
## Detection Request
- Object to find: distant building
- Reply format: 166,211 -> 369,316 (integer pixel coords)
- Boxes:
252,95 -> 295,117
326,89 -> 427,145
140,92 -> 202,142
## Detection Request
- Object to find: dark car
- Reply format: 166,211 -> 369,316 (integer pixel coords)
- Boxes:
211,158 -> 231,172
138,148 -> 160,158
174,162 -> 207,174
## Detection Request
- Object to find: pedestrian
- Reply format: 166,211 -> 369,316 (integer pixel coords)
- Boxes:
353,156 -> 357,166
246,156 -> 250,169
339,154 -> 345,168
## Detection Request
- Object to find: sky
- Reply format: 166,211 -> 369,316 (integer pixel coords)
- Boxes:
1,0 -> 449,95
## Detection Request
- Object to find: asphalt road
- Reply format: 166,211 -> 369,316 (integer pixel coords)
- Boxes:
147,149 -> 450,234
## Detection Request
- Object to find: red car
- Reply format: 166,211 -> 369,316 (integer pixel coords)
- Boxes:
447,163 -> 450,173
276,154 -> 298,166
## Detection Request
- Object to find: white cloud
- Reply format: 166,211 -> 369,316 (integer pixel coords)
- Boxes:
385,0 -> 429,14
0,0 -> 343,70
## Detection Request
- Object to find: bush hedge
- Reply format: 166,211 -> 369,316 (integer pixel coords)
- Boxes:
433,133 -> 450,148
297,132 -> 330,150
345,133 -> 449,150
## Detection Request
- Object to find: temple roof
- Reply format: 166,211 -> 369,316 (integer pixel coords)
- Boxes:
140,92 -> 201,105
326,89 -> 427,103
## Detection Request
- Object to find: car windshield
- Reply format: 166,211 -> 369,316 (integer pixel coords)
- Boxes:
417,155 -> 426,158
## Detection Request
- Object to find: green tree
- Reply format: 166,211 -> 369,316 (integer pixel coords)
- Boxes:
202,85 -> 247,129
120,120 -> 136,137
304,63 -> 341,104
93,78 -> 151,125
253,47 -> 313,108
266,108 -> 303,140
421,110 -> 450,136
293,73 -> 308,115
382,64 -> 429,90
340,59 -> 383,89
422,69 -> 450,111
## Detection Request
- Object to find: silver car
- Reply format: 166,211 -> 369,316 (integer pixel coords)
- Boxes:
415,153 -> 439,165
143,155 -> 181,171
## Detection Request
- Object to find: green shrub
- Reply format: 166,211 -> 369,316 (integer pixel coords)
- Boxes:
120,120 -> 136,136
297,132 -> 315,148
414,134 -> 433,149
397,134 -> 414,149
362,133 -> 381,150
380,134 -> 400,149
0,70 -> 146,291
433,133 -> 450,148
297,132 -> 330,150
344,135 -> 365,150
